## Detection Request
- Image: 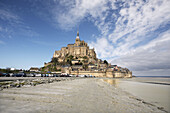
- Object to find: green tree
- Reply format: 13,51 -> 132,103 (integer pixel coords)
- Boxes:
68,55 -> 74,60
83,56 -> 88,59
51,58 -> 58,64
83,65 -> 88,70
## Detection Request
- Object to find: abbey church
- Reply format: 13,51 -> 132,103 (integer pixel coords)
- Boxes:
53,31 -> 96,63
43,31 -> 132,78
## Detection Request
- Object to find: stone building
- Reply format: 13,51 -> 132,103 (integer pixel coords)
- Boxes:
29,67 -> 40,72
53,31 -> 96,62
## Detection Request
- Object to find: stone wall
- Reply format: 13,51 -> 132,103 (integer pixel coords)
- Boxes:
71,71 -> 106,77
125,72 -> 132,78
106,71 -> 113,78
113,72 -> 123,78
69,70 -> 132,78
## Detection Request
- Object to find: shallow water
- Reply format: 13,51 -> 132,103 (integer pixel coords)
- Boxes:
102,77 -> 170,112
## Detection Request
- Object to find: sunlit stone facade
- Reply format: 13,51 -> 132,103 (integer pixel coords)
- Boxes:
53,31 -> 96,61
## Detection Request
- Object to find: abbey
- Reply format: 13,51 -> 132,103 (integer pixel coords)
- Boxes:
53,31 -> 96,63
43,31 -> 132,78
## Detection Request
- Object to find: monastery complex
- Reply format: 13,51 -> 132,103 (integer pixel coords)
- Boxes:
43,31 -> 132,78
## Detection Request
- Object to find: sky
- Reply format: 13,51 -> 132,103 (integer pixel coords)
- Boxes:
0,0 -> 170,76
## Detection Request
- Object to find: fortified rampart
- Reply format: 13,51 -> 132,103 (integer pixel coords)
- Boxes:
71,71 -> 106,77
69,70 -> 132,78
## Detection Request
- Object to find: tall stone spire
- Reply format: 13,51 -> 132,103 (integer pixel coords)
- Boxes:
76,30 -> 80,40
77,30 -> 79,37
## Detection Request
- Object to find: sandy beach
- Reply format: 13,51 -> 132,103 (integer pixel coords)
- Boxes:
0,77 -> 167,113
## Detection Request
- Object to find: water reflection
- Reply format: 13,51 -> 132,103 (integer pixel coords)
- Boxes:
103,79 -> 119,87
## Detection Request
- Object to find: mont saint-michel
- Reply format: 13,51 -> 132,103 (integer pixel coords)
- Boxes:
1,0 -> 170,112
42,31 -> 132,78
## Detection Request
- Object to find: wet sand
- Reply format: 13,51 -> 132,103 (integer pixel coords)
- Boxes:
0,78 -> 165,113
103,77 -> 170,112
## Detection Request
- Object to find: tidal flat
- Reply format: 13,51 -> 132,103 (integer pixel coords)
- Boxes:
0,77 -> 168,113
103,77 -> 170,112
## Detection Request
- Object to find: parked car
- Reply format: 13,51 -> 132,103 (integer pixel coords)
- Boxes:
9,73 -> 13,77
26,73 -> 34,77
69,74 -> 75,77
45,74 -> 49,77
86,75 -> 90,77
41,74 -> 45,77
12,73 -> 26,77
0,72 -> 3,77
60,74 -> 70,77
48,74 -> 53,77
36,74 -> 41,77
78,75 -> 85,77
89,75 -> 93,77
4,73 -> 10,77
0,72 -> 10,77
53,74 -> 59,77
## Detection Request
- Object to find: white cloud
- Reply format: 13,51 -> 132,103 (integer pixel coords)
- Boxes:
86,0 -> 170,76
87,0 -> 170,54
111,0 -> 170,39
55,0 -> 109,30
111,30 -> 170,75
140,30 -> 170,50
89,37 -> 114,58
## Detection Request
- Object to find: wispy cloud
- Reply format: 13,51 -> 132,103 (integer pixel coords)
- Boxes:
110,30 -> 170,75
52,0 -> 170,75
109,0 -> 170,43
0,9 -> 20,22
0,4 -> 39,39
54,0 -> 108,30
90,0 -> 170,57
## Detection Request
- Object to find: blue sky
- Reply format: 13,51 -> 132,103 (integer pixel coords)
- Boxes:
0,0 -> 170,76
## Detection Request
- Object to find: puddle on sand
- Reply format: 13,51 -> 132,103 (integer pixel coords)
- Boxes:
102,79 -> 119,87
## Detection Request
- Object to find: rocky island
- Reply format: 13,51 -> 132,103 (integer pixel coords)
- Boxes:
42,31 -> 132,78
